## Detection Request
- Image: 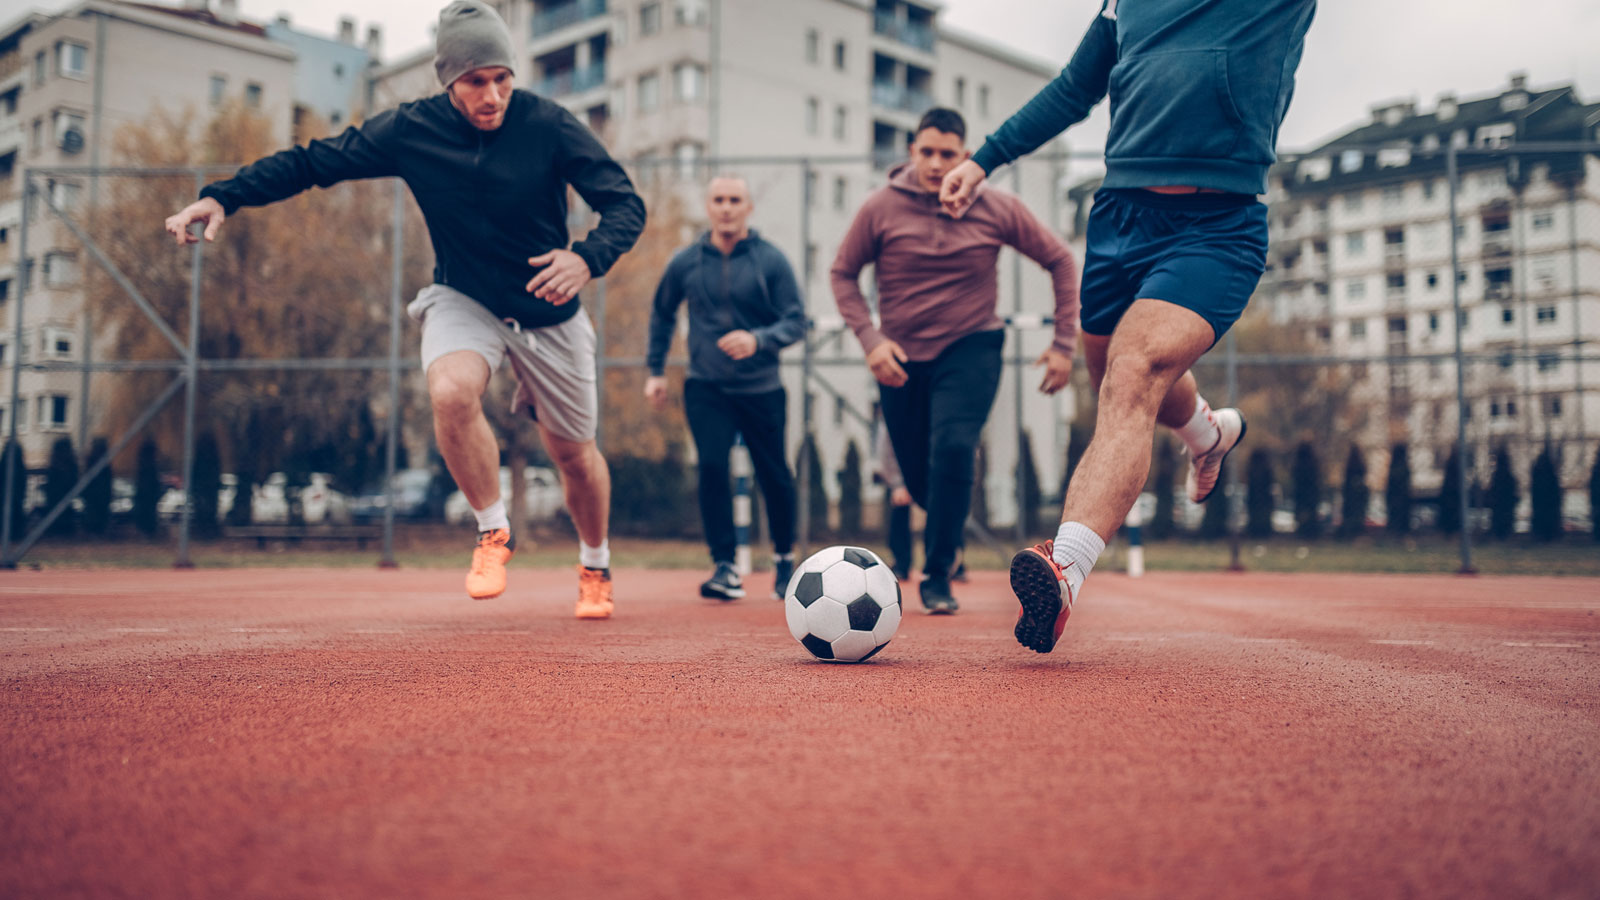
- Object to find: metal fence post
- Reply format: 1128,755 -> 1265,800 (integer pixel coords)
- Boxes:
381,177 -> 403,569
1225,328 -> 1243,571
173,170 -> 205,569
1446,146 -> 1476,575
2,174 -> 31,567
796,158 -> 814,558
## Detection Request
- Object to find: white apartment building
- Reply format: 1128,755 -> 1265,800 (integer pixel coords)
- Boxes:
0,0 -> 389,467
1262,73 -> 1600,508
371,0 -> 1077,530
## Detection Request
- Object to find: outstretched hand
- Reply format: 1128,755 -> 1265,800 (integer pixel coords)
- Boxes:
939,159 -> 986,218
526,249 -> 592,305
164,197 -> 226,246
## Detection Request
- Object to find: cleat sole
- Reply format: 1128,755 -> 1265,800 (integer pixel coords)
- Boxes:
1010,550 -> 1065,654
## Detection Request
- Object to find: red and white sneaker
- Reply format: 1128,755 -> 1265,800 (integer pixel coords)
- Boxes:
1186,407 -> 1247,504
1008,541 -> 1077,654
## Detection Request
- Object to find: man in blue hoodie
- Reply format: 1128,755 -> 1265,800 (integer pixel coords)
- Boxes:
646,176 -> 807,601
939,0 -> 1316,653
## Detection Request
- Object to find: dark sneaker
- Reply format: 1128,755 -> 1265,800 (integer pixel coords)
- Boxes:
920,577 -> 959,615
1009,541 -> 1077,654
700,562 -> 746,601
773,555 -> 796,600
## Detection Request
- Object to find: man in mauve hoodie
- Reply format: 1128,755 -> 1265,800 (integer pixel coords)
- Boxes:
832,108 -> 1080,614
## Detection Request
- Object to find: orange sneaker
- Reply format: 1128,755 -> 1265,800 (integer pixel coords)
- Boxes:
466,529 -> 514,600
575,566 -> 613,619
1008,541 -> 1077,654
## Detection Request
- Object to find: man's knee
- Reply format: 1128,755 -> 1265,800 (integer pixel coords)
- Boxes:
929,437 -> 978,482
547,438 -> 599,474
1099,353 -> 1180,410
427,360 -> 487,421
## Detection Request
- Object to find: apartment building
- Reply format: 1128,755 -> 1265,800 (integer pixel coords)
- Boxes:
1261,73 -> 1600,507
0,0 -> 388,466
371,0 -> 1076,528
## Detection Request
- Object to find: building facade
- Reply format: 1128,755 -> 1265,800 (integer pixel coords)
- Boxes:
1261,73 -> 1600,517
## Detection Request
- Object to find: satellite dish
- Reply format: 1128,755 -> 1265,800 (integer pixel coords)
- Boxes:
60,126 -> 84,155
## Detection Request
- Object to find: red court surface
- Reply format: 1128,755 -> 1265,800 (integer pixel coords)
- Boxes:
2,567 -> 1597,899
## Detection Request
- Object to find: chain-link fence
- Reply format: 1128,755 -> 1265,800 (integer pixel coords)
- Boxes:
4,142 -> 1597,570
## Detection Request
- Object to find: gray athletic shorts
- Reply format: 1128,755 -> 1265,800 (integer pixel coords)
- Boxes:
407,283 -> 598,444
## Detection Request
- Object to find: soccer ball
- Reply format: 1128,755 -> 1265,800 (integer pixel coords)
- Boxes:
784,546 -> 902,663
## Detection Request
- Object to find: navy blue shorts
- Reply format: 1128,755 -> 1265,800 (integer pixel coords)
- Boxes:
1079,188 -> 1269,343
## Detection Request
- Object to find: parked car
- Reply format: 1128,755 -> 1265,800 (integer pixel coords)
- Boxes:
250,473 -> 352,525
351,469 -> 437,522
445,466 -> 564,526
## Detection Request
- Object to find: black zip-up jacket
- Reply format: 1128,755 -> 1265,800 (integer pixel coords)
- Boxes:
199,89 -> 646,329
647,230 -> 806,395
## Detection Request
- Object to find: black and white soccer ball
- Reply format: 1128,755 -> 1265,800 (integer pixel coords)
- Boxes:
784,546 -> 902,663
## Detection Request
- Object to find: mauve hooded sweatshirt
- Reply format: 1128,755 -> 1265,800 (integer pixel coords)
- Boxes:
830,163 -> 1079,363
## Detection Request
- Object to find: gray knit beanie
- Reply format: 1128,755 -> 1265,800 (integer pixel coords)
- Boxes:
434,0 -> 516,88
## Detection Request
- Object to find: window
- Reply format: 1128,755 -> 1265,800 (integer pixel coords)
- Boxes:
1346,278 -> 1366,300
56,41 -> 88,79
42,252 -> 79,287
1422,180 -> 1436,200
0,280 -> 8,303
1345,232 -> 1365,255
1536,305 -> 1557,324
673,63 -> 705,103
637,73 -> 660,113
834,40 -> 847,71
1349,319 -> 1367,339
641,2 -> 662,37
48,179 -> 80,212
1545,395 -> 1563,418
1426,272 -> 1439,290
209,75 -> 227,107
244,82 -> 262,108
1500,307 -> 1514,325
1531,211 -> 1554,231
1428,312 -> 1439,333
1506,399 -> 1518,417
42,328 -> 72,360
674,0 -> 707,26
1490,400 -> 1501,418
833,176 -> 847,211
1339,149 -> 1363,172
954,77 -> 966,108
674,141 -> 701,179
1537,352 -> 1559,372
1387,316 -> 1407,334
40,394 -> 68,430
804,28 -> 818,63
30,117 -> 42,155
32,51 -> 45,87
978,84 -> 990,117
805,97 -> 819,136
1342,192 -> 1363,212
833,104 -> 847,141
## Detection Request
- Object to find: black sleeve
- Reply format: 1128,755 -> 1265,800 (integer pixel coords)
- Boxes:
752,246 -> 806,352
646,253 -> 687,376
199,109 -> 402,214
555,107 -> 647,278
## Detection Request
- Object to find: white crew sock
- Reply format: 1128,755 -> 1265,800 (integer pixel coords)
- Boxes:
472,499 -> 510,534
1052,521 -> 1103,597
580,539 -> 610,570
1173,395 -> 1221,456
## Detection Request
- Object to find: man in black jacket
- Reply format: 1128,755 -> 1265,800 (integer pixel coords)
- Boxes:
164,0 -> 645,618
645,176 -> 805,602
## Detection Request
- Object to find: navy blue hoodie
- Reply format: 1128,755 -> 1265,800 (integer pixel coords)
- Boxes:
199,89 -> 645,329
972,0 -> 1316,195
647,230 -> 806,395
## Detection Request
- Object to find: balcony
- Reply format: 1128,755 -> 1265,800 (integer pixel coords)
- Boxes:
1482,231 -> 1512,258
871,81 -> 935,115
874,11 -> 936,53
532,0 -> 607,37
538,60 -> 606,98
1383,245 -> 1405,268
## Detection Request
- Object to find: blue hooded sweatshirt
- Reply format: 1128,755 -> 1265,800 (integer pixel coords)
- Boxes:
647,230 -> 806,395
972,0 -> 1316,195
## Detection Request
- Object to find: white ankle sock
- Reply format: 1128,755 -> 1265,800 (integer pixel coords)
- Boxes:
580,539 -> 610,570
1174,395 -> 1221,455
472,499 -> 509,533
1052,521 -> 1103,596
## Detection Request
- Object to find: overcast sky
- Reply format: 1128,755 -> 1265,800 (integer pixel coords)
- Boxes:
27,0 -> 1599,152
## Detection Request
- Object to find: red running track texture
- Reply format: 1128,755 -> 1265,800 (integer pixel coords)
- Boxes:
1,567 -> 1597,899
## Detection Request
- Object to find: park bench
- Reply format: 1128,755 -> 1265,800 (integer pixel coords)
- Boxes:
222,524 -> 383,550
